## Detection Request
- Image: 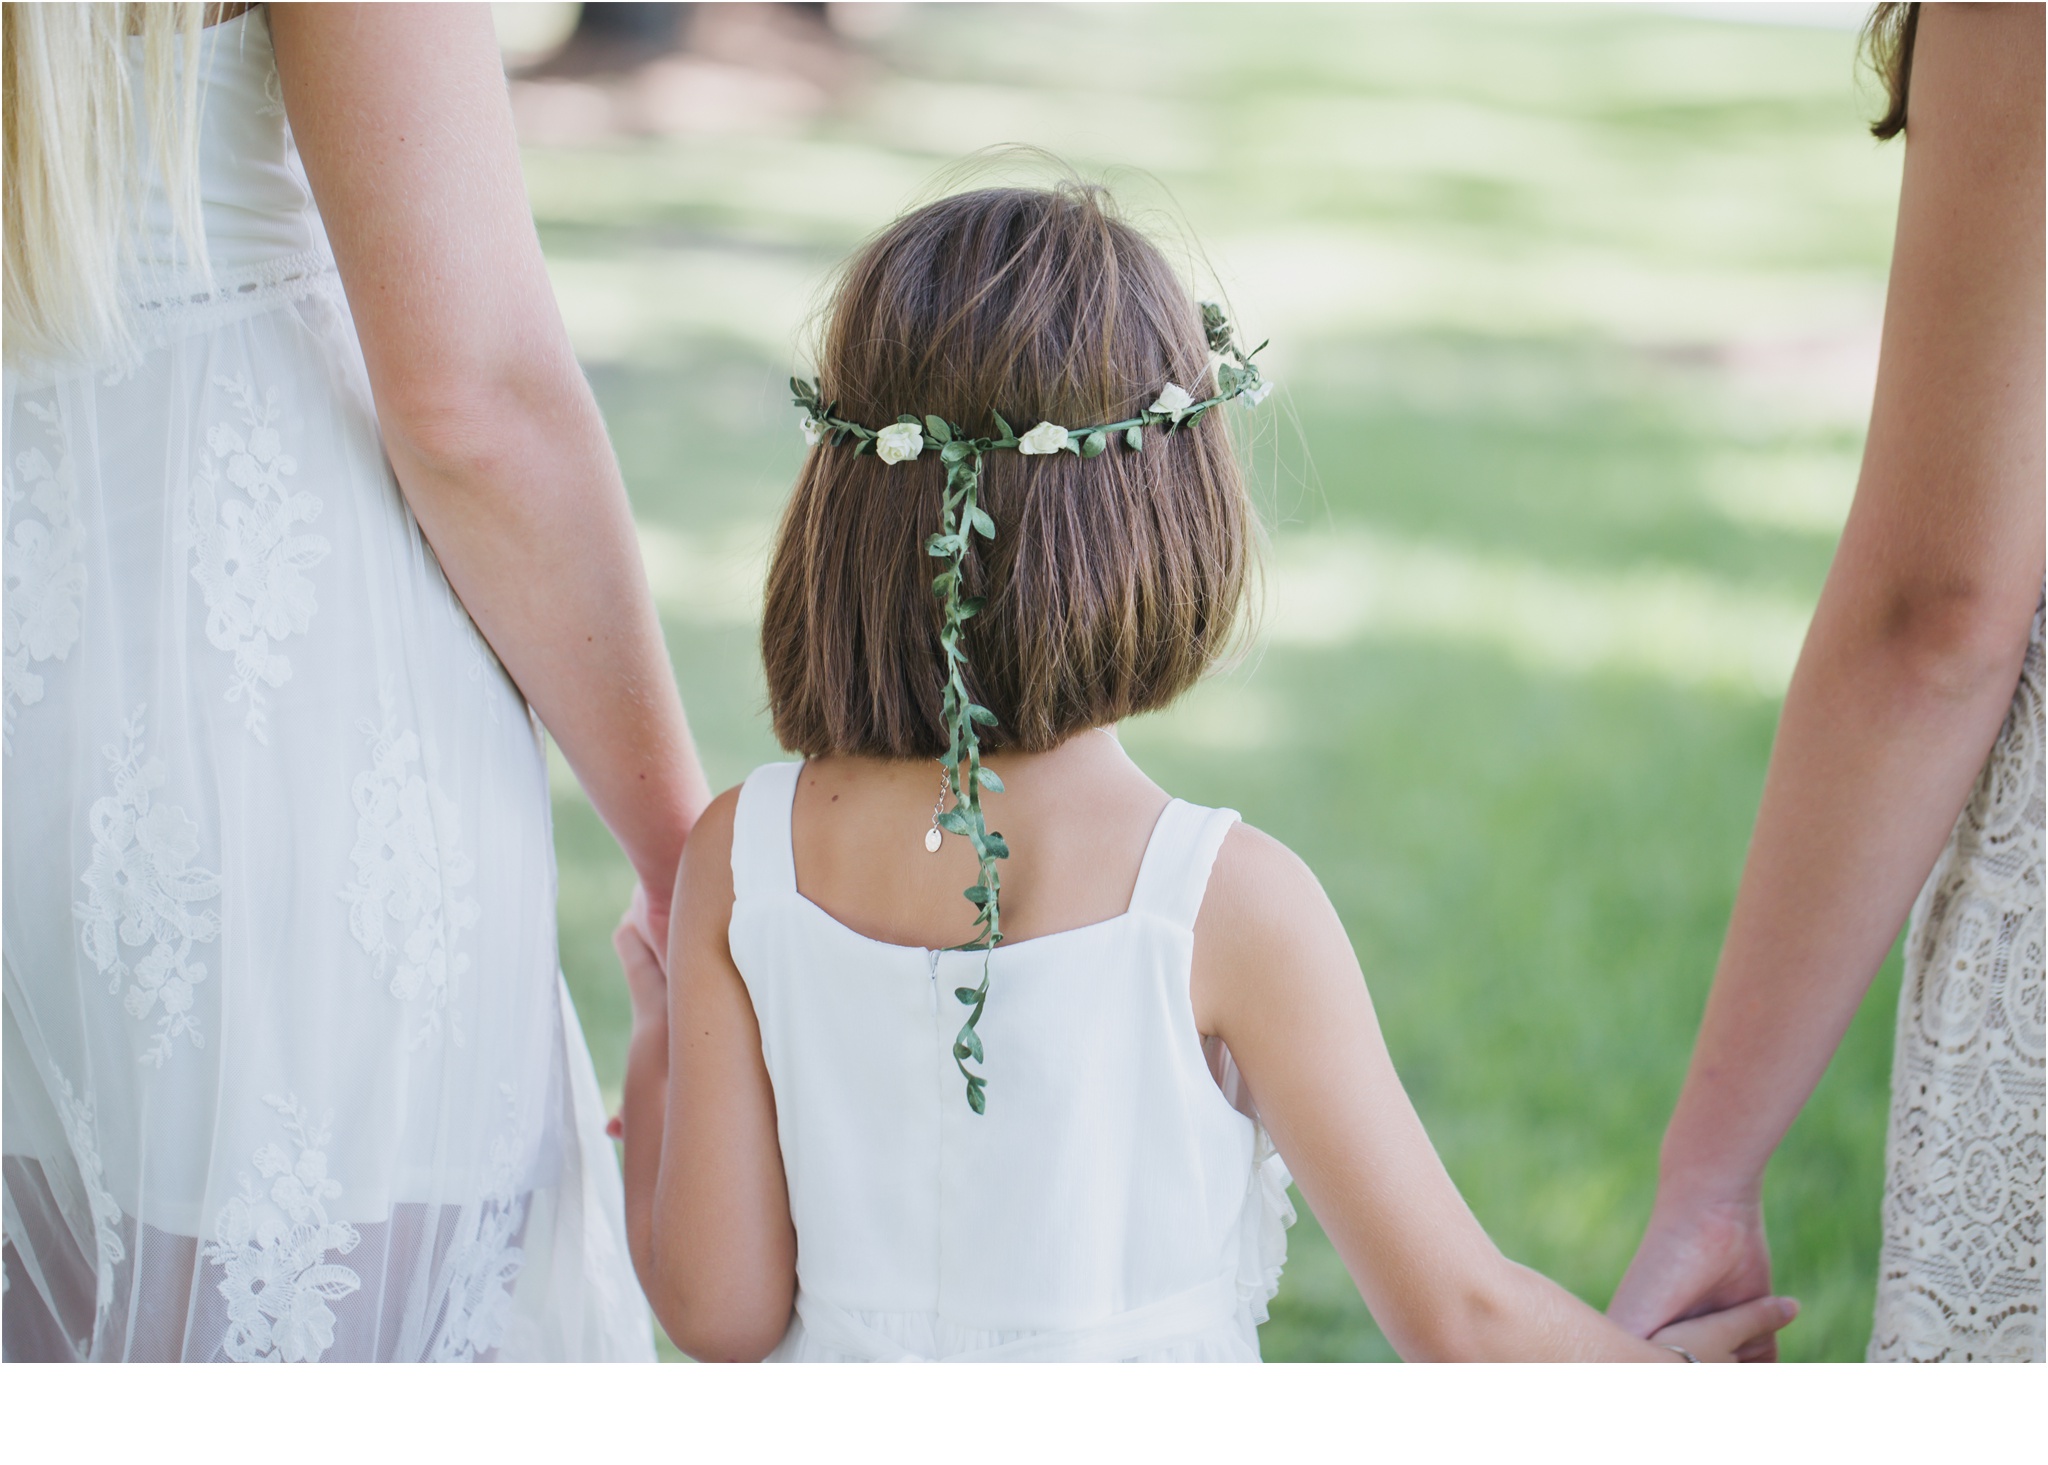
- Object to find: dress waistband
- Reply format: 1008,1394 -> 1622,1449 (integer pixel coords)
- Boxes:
8,251 -> 345,389
791,1273 -> 1242,1363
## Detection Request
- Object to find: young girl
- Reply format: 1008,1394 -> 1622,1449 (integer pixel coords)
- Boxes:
614,183 -> 1798,1362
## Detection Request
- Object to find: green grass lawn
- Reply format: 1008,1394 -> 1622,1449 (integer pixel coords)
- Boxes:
525,2 -> 1905,1362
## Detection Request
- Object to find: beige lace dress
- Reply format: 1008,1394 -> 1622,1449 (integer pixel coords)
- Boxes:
1870,597 -> 2045,1362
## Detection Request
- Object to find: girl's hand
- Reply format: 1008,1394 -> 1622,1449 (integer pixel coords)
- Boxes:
1650,1293 -> 1799,1364
1611,1195 -> 1778,1361
613,900 -> 669,1031
606,907 -> 669,1141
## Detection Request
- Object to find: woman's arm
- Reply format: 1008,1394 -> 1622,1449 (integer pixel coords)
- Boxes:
269,4 -> 710,944
619,789 -> 797,1360
1609,1 -> 2044,1345
1194,826 -> 1796,1361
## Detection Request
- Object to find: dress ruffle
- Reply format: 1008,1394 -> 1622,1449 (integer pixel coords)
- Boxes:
1238,1123 -> 1297,1329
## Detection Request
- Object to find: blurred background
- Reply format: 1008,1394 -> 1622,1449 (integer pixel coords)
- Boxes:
495,1 -> 1905,1362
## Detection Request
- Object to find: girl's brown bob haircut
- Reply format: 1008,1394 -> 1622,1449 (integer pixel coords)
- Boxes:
762,183 -> 1252,760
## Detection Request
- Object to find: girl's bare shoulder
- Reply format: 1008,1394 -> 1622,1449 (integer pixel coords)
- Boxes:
673,783 -> 744,910
1193,821 -> 1353,1003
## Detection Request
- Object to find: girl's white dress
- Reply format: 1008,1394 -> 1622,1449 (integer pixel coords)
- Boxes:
1,11 -> 650,1361
729,760 -> 1295,1362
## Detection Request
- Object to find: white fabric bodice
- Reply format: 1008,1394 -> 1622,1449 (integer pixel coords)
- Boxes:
727,761 -> 1294,1363
130,10 -> 328,284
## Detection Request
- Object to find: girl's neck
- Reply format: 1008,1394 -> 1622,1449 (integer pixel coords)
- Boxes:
792,727 -> 1171,951
952,721 -> 1123,785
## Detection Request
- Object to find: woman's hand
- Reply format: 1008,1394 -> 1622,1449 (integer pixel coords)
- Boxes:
622,880 -> 673,979
1611,1194 -> 1778,1361
1650,1293 -> 1799,1364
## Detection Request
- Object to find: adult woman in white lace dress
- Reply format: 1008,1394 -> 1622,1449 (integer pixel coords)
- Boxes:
2,5 -> 708,1360
1610,4 -> 2043,1362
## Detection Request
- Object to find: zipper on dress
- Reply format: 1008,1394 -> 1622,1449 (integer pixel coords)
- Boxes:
926,944 -> 947,1309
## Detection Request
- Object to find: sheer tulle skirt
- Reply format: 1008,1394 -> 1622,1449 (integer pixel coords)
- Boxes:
2,278 -> 650,1361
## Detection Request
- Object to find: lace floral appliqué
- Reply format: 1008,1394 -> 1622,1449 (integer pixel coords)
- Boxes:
3,399 -> 86,751
427,1086 -> 528,1361
187,374 -> 329,743
1873,598 -> 2046,1362
51,1070 -> 127,1343
75,707 -> 221,1066
204,1095 -> 363,1364
338,689 -> 479,1046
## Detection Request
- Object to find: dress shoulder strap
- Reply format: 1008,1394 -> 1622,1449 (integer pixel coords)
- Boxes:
1126,800 -> 1241,931
731,761 -> 802,902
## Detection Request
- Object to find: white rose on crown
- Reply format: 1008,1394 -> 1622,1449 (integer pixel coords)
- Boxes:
1017,421 -> 1069,455
800,415 -> 826,446
1244,381 -> 1272,407
1148,383 -> 1194,419
875,423 -> 924,463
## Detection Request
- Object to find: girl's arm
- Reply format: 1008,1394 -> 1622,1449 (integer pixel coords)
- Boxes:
619,789 -> 797,1360
269,5 -> 711,946
1609,1 -> 2044,1346
624,796 -> 1789,1361
1195,825 -> 1797,1361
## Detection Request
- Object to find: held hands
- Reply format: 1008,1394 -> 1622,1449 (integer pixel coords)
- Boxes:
1612,1194 -> 1782,1362
615,885 -> 670,1027
1648,1292 -> 1798,1363
624,879 -> 671,974
605,889 -> 669,1141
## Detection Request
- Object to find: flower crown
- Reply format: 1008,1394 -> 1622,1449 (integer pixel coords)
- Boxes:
790,301 -> 1270,1114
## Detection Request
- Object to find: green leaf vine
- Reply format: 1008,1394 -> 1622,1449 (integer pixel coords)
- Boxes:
789,302 -> 1271,1114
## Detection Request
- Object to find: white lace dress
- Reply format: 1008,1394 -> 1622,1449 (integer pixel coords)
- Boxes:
1870,597 -> 2045,1362
728,762 -> 1295,1363
1,11 -> 650,1361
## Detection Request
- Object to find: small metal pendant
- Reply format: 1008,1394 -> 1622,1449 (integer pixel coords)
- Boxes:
925,765 -> 948,853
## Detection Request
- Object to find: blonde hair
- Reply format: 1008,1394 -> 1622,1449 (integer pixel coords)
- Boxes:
3,2 -> 212,369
